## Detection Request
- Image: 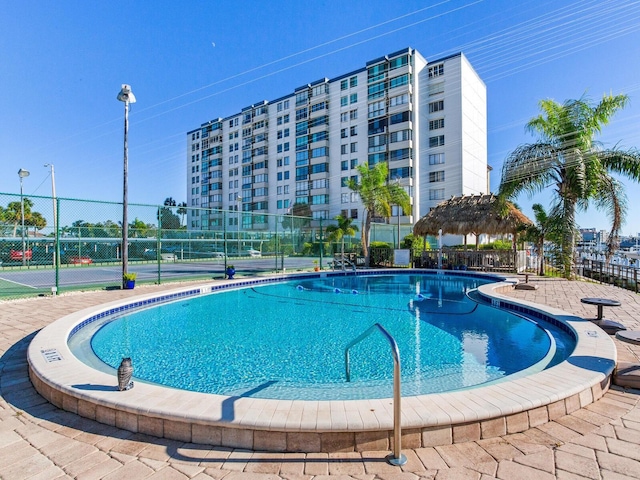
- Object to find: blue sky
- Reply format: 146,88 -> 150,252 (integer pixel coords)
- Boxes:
2,0 -> 640,235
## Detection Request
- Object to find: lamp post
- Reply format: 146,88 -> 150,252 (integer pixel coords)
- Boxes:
44,164 -> 57,266
236,195 -> 242,256
117,84 -> 136,288
18,169 -> 30,267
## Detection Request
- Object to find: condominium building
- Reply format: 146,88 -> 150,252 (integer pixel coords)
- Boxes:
186,48 -> 487,232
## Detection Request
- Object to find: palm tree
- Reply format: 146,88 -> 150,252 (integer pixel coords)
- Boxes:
499,93 -> 640,278
325,214 -> 358,269
177,202 -> 188,227
348,162 -> 411,267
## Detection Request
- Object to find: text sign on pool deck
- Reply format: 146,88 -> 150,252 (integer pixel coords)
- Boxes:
41,348 -> 63,363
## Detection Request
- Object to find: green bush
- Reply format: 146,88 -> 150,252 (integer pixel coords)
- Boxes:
370,241 -> 391,249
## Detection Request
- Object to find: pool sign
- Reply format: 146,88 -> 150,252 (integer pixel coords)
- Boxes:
41,348 -> 63,363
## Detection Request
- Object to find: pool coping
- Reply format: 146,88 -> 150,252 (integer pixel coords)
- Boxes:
27,270 -> 617,452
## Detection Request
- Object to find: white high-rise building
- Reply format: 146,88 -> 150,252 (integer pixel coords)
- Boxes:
186,48 -> 487,232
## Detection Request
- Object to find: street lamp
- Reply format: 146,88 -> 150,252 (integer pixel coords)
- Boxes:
44,164 -> 57,266
117,84 -> 136,288
18,168 -> 30,267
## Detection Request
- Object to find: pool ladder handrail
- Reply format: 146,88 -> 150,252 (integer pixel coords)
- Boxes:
331,256 -> 357,272
344,323 -> 407,466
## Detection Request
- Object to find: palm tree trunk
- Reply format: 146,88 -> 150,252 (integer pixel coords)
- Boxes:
362,213 -> 372,268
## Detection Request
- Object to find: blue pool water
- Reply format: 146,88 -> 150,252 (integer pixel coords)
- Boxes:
82,274 -> 575,400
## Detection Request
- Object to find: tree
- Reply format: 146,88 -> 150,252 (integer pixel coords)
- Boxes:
5,199 -> 34,237
177,202 -> 187,227
325,214 -> 358,269
158,198 -> 181,230
521,204 -> 558,276
499,93 -> 640,278
26,211 -> 46,236
348,162 -> 411,267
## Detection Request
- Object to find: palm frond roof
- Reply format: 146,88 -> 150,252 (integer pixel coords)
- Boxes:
413,194 -> 532,236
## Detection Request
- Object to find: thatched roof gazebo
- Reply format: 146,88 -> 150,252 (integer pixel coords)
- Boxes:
413,194 -> 532,249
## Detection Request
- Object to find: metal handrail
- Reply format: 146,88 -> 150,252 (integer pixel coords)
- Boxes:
344,323 -> 406,466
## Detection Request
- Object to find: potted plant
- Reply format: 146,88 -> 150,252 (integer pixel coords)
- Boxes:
225,265 -> 236,279
123,272 -> 137,290
313,260 -> 320,272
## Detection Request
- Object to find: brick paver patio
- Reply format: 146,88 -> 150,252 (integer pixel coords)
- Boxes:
1,275 -> 640,479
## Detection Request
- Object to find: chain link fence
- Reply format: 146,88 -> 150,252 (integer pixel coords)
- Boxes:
0,193 -> 410,300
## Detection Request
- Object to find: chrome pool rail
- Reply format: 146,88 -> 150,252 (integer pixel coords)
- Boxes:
344,323 -> 406,466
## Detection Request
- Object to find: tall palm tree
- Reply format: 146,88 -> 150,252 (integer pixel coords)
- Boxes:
177,202 -> 188,227
325,214 -> 358,269
348,162 -> 411,267
499,93 -> 640,278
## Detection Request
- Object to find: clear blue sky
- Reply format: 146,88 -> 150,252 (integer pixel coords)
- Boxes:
2,0 -> 640,235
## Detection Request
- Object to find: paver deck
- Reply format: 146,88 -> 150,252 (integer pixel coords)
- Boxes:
1,274 -> 640,479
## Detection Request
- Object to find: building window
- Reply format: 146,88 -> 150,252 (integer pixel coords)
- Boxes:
341,128 -> 348,138
350,109 -> 358,120
429,171 -> 445,183
341,177 -> 349,187
390,111 -> 410,125
341,112 -> 348,122
350,93 -> 358,104
368,134 -> 387,152
351,158 -> 358,169
389,74 -> 409,89
390,148 -> 410,161
390,129 -> 411,143
429,118 -> 445,130
296,91 -> 309,106
296,108 -> 308,121
390,167 -> 411,179
428,64 -> 444,78
389,93 -> 408,107
341,96 -> 348,107
350,126 -> 357,136
350,142 -> 358,153
341,79 -> 348,90
311,101 -> 327,112
429,188 -> 445,200
350,76 -> 358,88
429,100 -> 444,113
341,193 -> 350,203
312,84 -> 328,97
368,100 -> 386,118
341,144 -> 348,155
429,82 -> 444,96
429,135 -> 445,148
341,160 -> 348,171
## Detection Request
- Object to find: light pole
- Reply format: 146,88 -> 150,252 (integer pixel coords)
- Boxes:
18,168 -> 30,267
236,195 -> 242,256
117,84 -> 136,288
44,164 -> 57,266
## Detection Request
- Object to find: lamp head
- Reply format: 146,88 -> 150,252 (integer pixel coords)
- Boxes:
117,84 -> 136,104
18,168 -> 30,178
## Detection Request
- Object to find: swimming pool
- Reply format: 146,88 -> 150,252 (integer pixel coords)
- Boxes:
74,274 -> 573,400
28,270 -> 617,453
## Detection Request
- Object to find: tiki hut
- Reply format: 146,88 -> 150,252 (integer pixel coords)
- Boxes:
413,194 -> 532,249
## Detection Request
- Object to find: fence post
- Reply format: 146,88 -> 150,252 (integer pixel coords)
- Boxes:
319,218 -> 324,269
54,197 -> 60,295
157,206 -> 162,285
275,216 -> 279,273
223,210 -> 228,272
